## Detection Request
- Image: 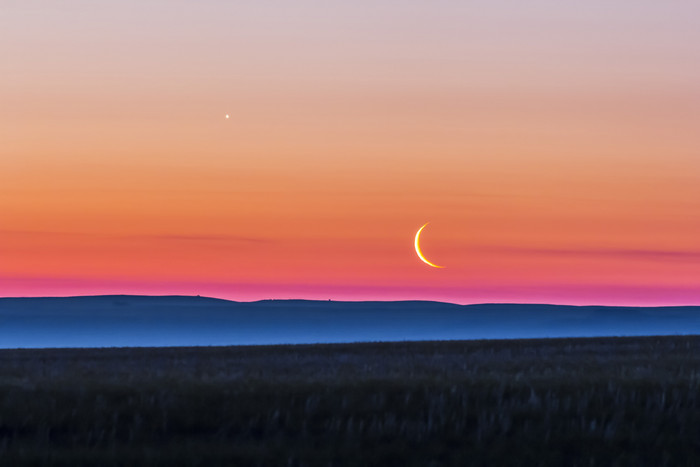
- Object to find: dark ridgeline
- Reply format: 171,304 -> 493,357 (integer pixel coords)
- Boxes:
2,295 -> 700,348
1,336 -> 700,465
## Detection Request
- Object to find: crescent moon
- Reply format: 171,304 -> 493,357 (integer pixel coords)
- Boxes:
414,223 -> 444,268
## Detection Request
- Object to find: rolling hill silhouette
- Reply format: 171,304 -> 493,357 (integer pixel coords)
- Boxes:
1,295 -> 699,348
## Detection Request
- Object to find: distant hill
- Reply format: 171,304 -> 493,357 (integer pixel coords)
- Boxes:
1,295 -> 699,348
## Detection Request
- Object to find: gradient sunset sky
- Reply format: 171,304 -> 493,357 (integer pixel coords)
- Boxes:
2,1 -> 699,305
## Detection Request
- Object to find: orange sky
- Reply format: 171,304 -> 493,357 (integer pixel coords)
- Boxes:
2,1 -> 699,304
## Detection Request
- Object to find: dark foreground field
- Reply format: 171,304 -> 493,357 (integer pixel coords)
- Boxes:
2,336 -> 700,466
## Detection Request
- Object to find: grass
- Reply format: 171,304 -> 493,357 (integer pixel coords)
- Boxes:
1,336 -> 700,466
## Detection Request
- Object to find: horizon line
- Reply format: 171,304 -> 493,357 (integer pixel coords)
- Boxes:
2,293 -> 700,309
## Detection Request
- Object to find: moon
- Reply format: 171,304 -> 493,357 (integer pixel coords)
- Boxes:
414,223 -> 444,268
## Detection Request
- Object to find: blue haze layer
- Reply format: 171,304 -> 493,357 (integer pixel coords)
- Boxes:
1,295 -> 699,348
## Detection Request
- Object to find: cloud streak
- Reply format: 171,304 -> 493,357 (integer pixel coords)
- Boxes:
142,234 -> 271,244
481,246 -> 700,262
0,230 -> 271,243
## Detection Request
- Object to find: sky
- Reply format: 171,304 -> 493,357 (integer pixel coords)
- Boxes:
2,1 -> 699,305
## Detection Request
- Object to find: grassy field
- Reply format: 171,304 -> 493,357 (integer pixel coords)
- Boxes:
1,336 -> 700,466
